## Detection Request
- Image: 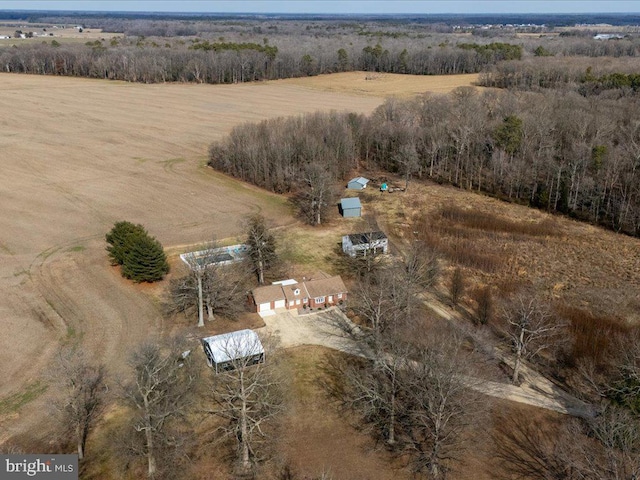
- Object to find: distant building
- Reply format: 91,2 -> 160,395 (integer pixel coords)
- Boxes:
340,197 -> 362,217
250,275 -> 347,315
342,231 -> 389,257
347,177 -> 370,190
201,329 -> 265,373
594,33 -> 624,40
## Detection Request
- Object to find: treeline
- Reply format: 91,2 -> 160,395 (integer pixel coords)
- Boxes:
0,38 -> 506,83
209,112 -> 360,193
209,89 -> 640,237
457,42 -> 523,61
480,56 -> 640,96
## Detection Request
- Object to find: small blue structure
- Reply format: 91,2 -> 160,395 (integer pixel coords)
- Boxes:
340,197 -> 362,218
380,182 -> 388,192
347,177 -> 370,190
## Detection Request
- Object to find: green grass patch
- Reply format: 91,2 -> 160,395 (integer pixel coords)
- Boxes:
286,347 -> 327,401
0,382 -> 48,415
278,230 -> 340,272
160,157 -> 186,170
67,245 -> 85,252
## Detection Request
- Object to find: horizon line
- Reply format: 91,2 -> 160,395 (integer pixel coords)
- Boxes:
1,10 -> 639,15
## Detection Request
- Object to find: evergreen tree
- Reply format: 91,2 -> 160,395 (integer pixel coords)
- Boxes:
105,221 -> 146,266
106,221 -> 169,283
121,233 -> 169,283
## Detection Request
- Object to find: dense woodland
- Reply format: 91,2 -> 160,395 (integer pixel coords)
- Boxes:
209,87 -> 640,236
1,16 -> 640,83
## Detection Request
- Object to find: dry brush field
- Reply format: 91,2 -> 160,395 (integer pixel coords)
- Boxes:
0,71 -> 476,444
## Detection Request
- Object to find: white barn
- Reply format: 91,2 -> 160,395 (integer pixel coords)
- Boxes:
201,329 -> 265,373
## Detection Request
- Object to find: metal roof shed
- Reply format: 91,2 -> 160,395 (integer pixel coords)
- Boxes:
347,177 -> 370,190
201,329 -> 265,373
340,197 -> 362,218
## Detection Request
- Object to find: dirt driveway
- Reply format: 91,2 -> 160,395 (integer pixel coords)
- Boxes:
259,309 -> 362,356
259,307 -> 593,418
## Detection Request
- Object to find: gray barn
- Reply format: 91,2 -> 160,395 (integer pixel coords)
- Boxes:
340,197 -> 362,217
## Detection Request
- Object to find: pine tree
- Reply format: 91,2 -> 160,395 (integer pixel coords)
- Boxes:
105,221 -> 146,266
121,233 -> 169,283
106,221 -> 169,283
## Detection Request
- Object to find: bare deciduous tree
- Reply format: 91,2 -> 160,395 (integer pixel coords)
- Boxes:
121,339 -> 196,479
503,296 -> 561,384
338,338 -> 411,446
402,334 -> 482,480
402,240 -> 440,290
296,163 -> 334,226
208,334 -> 284,476
49,348 -> 108,460
245,214 -> 278,285
167,262 -> 248,327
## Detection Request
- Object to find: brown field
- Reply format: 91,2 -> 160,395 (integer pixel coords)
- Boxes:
274,71 -> 480,97
0,72 -> 391,442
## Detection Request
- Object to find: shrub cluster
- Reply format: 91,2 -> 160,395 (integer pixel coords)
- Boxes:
106,221 -> 169,283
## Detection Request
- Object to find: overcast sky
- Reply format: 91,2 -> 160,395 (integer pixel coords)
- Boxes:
0,1 -> 639,14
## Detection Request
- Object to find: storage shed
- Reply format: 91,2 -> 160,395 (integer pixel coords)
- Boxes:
201,329 -> 265,373
347,177 -> 370,190
340,197 -> 362,217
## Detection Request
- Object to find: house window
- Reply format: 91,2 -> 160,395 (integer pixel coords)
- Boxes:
295,299 -> 300,305
315,296 -> 325,304
337,293 -> 343,299
328,295 -> 333,302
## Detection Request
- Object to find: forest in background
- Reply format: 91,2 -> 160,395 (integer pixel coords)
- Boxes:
1,14 -> 640,83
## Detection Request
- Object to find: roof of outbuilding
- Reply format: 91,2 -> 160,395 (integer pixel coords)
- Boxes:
202,329 -> 264,364
341,197 -> 362,209
348,177 -> 370,186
